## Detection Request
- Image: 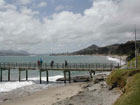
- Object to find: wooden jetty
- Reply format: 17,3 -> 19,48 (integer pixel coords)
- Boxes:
0,63 -> 120,84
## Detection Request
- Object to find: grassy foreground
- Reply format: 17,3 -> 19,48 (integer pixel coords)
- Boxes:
128,56 -> 140,68
106,69 -> 140,105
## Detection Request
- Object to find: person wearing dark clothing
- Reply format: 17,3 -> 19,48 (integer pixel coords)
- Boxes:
65,60 -> 68,67
51,61 -> 54,68
37,60 -> 40,67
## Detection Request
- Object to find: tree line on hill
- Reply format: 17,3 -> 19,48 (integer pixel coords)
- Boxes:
72,40 -> 140,60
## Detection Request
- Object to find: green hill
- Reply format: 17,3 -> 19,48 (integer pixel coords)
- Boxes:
73,40 -> 140,56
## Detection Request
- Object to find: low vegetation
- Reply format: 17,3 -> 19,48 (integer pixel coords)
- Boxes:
106,69 -> 140,89
107,69 -> 140,105
128,56 -> 140,68
106,55 -> 140,105
107,55 -> 140,105
114,73 -> 140,105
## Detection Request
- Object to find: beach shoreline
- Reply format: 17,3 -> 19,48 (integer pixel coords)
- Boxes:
0,55 -> 124,105
106,55 -> 127,66
0,72 -> 121,105
0,82 -> 86,105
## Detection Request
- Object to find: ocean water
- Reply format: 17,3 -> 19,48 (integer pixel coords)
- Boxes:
0,55 -> 124,93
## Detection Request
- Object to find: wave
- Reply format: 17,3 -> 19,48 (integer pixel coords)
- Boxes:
0,75 -> 63,93
0,81 -> 34,92
107,56 -> 125,65
23,75 -> 63,81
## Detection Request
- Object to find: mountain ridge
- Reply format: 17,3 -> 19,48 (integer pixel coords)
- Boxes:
72,40 -> 140,55
0,50 -> 30,56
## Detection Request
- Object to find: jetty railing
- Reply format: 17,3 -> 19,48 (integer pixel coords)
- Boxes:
0,62 -> 118,70
0,62 -> 119,84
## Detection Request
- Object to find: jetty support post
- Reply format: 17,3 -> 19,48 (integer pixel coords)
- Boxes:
26,69 -> 28,80
8,68 -> 10,81
19,68 -> 21,81
40,69 -> 42,84
0,69 -> 2,82
46,70 -> 49,83
64,70 -> 66,84
68,70 -> 71,83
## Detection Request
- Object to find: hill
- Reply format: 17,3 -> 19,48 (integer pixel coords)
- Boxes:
73,45 -> 99,55
0,50 -> 30,56
72,40 -> 140,56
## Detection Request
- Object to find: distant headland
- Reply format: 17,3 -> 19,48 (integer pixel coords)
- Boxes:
0,50 -> 30,56
50,40 -> 140,60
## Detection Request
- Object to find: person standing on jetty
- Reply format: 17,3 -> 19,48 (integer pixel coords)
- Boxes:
37,60 -> 40,67
51,61 -> 54,68
65,60 -> 68,68
40,58 -> 43,67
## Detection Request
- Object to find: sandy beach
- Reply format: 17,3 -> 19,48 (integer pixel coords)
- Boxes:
53,81 -> 121,105
0,73 -> 121,105
1,83 -> 86,105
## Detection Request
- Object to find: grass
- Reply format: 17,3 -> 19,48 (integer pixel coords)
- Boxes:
106,55 -> 140,105
128,56 -> 140,68
106,69 -> 140,89
106,69 -> 140,105
114,73 -> 140,105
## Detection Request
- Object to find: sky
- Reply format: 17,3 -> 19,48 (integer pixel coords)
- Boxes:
0,0 -> 140,54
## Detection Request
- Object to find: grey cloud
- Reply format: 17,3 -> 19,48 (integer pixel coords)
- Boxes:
0,0 -> 140,53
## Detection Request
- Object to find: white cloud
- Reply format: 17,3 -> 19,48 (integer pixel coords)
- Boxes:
0,0 -> 140,53
38,2 -> 47,8
0,8 -> 43,51
0,0 -> 5,5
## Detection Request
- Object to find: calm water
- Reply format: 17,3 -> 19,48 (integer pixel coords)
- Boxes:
0,55 -> 117,80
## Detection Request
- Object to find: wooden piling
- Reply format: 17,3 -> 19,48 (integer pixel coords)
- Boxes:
0,69 -> 2,82
46,70 -> 49,83
19,69 -> 21,81
26,69 -> 28,80
64,71 -> 66,84
68,71 -> 71,83
40,69 -> 42,84
8,68 -> 10,81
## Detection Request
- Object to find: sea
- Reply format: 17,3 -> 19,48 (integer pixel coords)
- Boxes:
0,55 -> 125,94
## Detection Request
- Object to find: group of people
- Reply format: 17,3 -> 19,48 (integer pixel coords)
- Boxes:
37,58 -> 68,68
37,58 -> 43,67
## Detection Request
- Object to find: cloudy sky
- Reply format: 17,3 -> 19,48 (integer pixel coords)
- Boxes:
0,0 -> 140,54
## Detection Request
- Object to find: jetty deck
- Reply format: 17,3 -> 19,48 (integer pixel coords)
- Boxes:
0,63 -> 119,83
